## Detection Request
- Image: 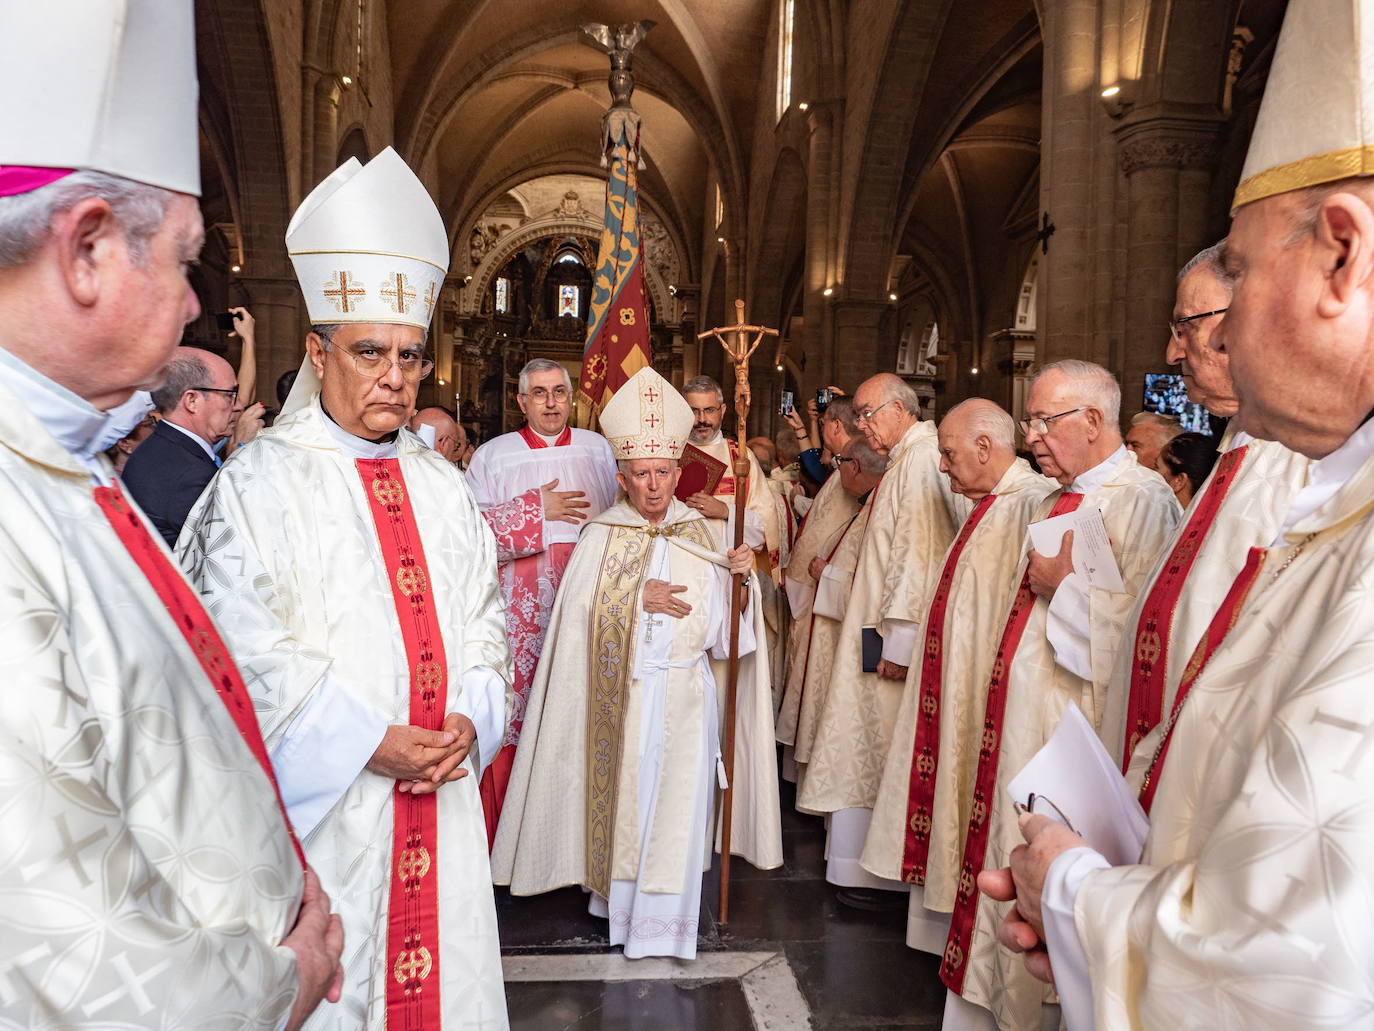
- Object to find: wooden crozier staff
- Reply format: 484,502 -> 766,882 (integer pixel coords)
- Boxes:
696,298 -> 777,922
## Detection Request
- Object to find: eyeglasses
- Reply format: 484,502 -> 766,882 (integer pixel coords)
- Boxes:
344,348 -> 434,381
1168,307 -> 1229,341
1012,793 -> 1079,835
689,405 -> 721,418
832,455 -> 856,468
856,399 -> 896,423
521,386 -> 570,403
1017,407 -> 1086,436
193,386 -> 239,403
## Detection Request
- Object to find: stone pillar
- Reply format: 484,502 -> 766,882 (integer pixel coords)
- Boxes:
311,74 -> 341,187
829,300 -> 889,390
1038,0 -> 1103,365
803,103 -> 836,394
1115,113 -> 1223,416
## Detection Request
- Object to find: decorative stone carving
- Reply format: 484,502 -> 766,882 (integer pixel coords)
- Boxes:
640,216 -> 679,286
468,221 -> 514,266
546,190 -> 594,220
1119,135 -> 1220,175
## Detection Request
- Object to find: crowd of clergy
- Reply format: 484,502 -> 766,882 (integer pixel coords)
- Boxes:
5,1 -> 1374,1030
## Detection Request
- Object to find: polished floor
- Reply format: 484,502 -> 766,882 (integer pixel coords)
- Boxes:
497,777 -> 947,1029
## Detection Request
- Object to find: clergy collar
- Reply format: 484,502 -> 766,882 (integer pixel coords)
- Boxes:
319,403 -> 400,459
0,346 -> 152,468
1067,444 -> 1128,494
1297,415 -> 1374,501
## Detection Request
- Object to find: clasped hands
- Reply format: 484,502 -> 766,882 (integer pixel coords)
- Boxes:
366,712 -> 476,794
643,546 -> 754,619
978,811 -> 1090,985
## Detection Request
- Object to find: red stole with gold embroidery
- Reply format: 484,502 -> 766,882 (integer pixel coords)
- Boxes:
1138,546 -> 1266,814
900,492 -> 998,884
941,490 -> 1083,994
356,459 -> 446,1028
94,484 -> 305,869
1122,444 -> 1248,765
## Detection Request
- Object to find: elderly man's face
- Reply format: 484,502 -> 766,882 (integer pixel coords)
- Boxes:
852,385 -> 911,454
1167,265 -> 1237,416
309,323 -> 427,439
938,419 -> 992,499
617,458 -> 680,523
1022,371 -> 1099,485
1214,191 -> 1374,451
518,367 -> 571,436
686,391 -> 726,445
1124,422 -> 1171,474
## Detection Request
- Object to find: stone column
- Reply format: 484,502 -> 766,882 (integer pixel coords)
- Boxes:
803,103 -> 836,394
311,74 -> 341,187
829,300 -> 889,390
1115,113 -> 1223,416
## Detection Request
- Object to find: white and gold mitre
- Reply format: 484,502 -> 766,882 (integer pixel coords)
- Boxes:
0,0 -> 199,195
599,367 -> 693,460
286,147 -> 448,329
1233,0 -> 1374,212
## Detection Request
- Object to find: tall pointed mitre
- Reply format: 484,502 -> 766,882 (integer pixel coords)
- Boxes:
599,366 -> 693,460
1233,0 -> 1374,212
281,147 -> 449,415
0,0 -> 199,196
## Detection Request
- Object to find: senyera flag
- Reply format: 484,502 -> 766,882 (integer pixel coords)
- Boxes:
578,119 -> 651,423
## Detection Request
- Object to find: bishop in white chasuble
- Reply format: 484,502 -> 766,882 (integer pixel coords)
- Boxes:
862,401 -> 1054,937
179,148 -> 511,1030
492,369 -> 782,960
941,362 -> 1179,1031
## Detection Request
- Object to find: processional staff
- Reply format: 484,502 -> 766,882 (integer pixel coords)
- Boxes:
696,298 -> 778,924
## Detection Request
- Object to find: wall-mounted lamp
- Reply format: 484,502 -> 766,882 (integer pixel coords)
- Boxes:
888,292 -> 898,302
1100,84 -> 1131,118
798,101 -> 809,112
340,75 -> 354,87
668,284 -> 678,296
822,287 -> 834,297
970,366 -> 980,375
230,264 -> 242,273
716,236 -> 726,245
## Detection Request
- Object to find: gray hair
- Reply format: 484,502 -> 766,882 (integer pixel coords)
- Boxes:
0,170 -> 174,269
1031,359 -> 1121,425
616,457 -> 676,475
682,375 -> 724,403
848,438 -> 889,478
150,351 -> 209,414
1178,241 -> 1232,290
874,375 -> 924,417
943,398 -> 1016,451
1130,410 -> 1184,438
822,396 -> 859,436
519,357 -> 571,395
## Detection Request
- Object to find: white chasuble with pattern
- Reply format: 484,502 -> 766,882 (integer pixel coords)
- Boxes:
0,378 -> 302,1028
491,499 -> 782,909
797,420 -> 968,815
1078,445 -> 1374,1029
178,398 -> 511,1030
862,459 -> 1054,904
948,452 -> 1178,1031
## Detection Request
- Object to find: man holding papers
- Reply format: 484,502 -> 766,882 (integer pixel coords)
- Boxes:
860,400 -> 1053,952
939,360 -> 1178,1031
985,2 -> 1374,1027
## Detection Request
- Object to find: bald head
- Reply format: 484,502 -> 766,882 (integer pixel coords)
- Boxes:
938,399 -> 1018,499
410,407 -> 460,462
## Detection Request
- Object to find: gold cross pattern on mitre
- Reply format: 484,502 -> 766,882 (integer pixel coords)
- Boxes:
599,366 -> 694,460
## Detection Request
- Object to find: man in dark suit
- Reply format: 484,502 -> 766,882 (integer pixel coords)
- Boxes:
124,347 -> 242,545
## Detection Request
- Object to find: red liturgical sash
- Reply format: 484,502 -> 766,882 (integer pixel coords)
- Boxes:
1122,445 -> 1248,765
901,493 -> 998,884
94,485 -> 305,868
1138,546 -> 1266,814
518,425 -> 572,449
356,459 -> 446,1029
941,490 -> 1084,994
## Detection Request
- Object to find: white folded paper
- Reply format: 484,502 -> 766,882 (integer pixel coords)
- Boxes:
1028,505 -> 1125,593
784,575 -> 814,621
1006,701 -> 1147,866
415,423 -> 437,449
813,564 -> 852,621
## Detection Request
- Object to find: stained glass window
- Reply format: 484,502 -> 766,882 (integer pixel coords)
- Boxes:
495,277 -> 509,314
558,284 -> 578,317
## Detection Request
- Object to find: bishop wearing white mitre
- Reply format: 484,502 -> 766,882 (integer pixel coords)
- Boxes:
0,3 -> 345,1028
179,149 -> 510,1029
493,367 -> 783,960
985,4 -> 1374,1028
